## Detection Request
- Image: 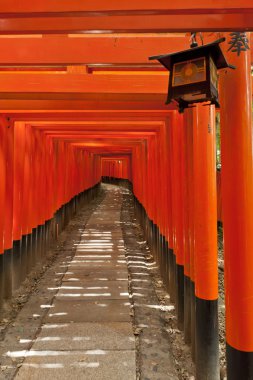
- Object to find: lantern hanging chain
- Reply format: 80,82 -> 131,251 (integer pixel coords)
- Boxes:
199,33 -> 204,46
190,32 -> 204,48
190,32 -> 198,48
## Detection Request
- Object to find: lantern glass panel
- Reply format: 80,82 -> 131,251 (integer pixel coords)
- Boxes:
210,57 -> 218,90
172,57 -> 206,87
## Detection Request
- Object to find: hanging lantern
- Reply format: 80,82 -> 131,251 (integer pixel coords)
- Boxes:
149,37 -> 234,113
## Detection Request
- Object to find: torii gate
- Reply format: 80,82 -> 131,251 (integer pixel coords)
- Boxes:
0,2 -> 252,379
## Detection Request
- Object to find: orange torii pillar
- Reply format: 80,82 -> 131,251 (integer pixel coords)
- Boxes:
183,108 -> 194,346
0,122 -> 6,306
171,111 -> 185,330
189,110 -> 196,360
13,123 -> 26,285
0,117 -> 14,302
3,118 -> 14,300
193,104 -> 219,379
168,117 -> 176,303
219,33 -> 253,379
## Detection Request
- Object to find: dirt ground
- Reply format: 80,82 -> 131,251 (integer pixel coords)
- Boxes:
218,226 -> 226,379
121,188 -> 195,379
121,187 -> 226,379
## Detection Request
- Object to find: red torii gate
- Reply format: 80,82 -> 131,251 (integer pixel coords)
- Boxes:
0,3 -> 252,379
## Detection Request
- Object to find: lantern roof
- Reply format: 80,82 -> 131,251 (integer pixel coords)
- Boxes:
149,37 -> 231,71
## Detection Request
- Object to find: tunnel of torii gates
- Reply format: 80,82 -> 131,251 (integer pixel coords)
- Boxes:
0,2 -> 253,379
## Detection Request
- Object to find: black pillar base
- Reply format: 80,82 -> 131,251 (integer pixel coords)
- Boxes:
169,249 -> 176,303
12,240 -> 22,290
37,225 -> 42,262
164,241 -> 169,290
160,236 -> 166,284
157,228 -> 161,262
184,275 -> 191,344
41,225 -> 46,260
190,280 -> 196,362
148,220 -> 153,246
152,224 -> 157,259
0,254 -> 4,308
227,344 -> 253,380
45,220 -> 50,251
195,296 -> 219,380
55,210 -> 61,237
20,235 -> 28,281
176,263 -> 184,331
31,228 -> 37,268
157,230 -> 162,266
26,233 -> 33,274
3,248 -> 13,300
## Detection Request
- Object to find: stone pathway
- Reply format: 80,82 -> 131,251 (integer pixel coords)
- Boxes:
0,183 -> 184,380
1,185 -> 136,380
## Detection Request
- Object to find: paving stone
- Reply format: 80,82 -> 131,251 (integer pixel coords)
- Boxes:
54,280 -> 129,300
32,322 -> 135,350
61,269 -> 129,282
72,254 -> 126,260
44,299 -> 132,323
14,351 -> 136,380
67,262 -> 127,270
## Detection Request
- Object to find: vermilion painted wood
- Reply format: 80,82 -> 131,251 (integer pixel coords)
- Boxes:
155,132 -> 163,232
3,118 -> 14,251
163,119 -> 171,242
0,99 -> 173,111
0,14 -> 252,34
0,0 -> 250,14
13,122 -> 26,241
22,124 -> 30,234
0,121 -> 6,255
189,110 -> 196,283
0,72 -> 168,94
220,33 -> 253,352
0,110 -> 175,121
1,34 -> 253,67
8,116 -> 223,249
167,117 -> 173,250
151,136 -> 157,225
182,109 -> 193,279
0,35 -> 188,65
170,115 -> 176,253
162,123 -> 170,239
101,156 -> 131,179
171,112 -> 185,266
11,123 -> 102,239
193,104 -> 218,301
